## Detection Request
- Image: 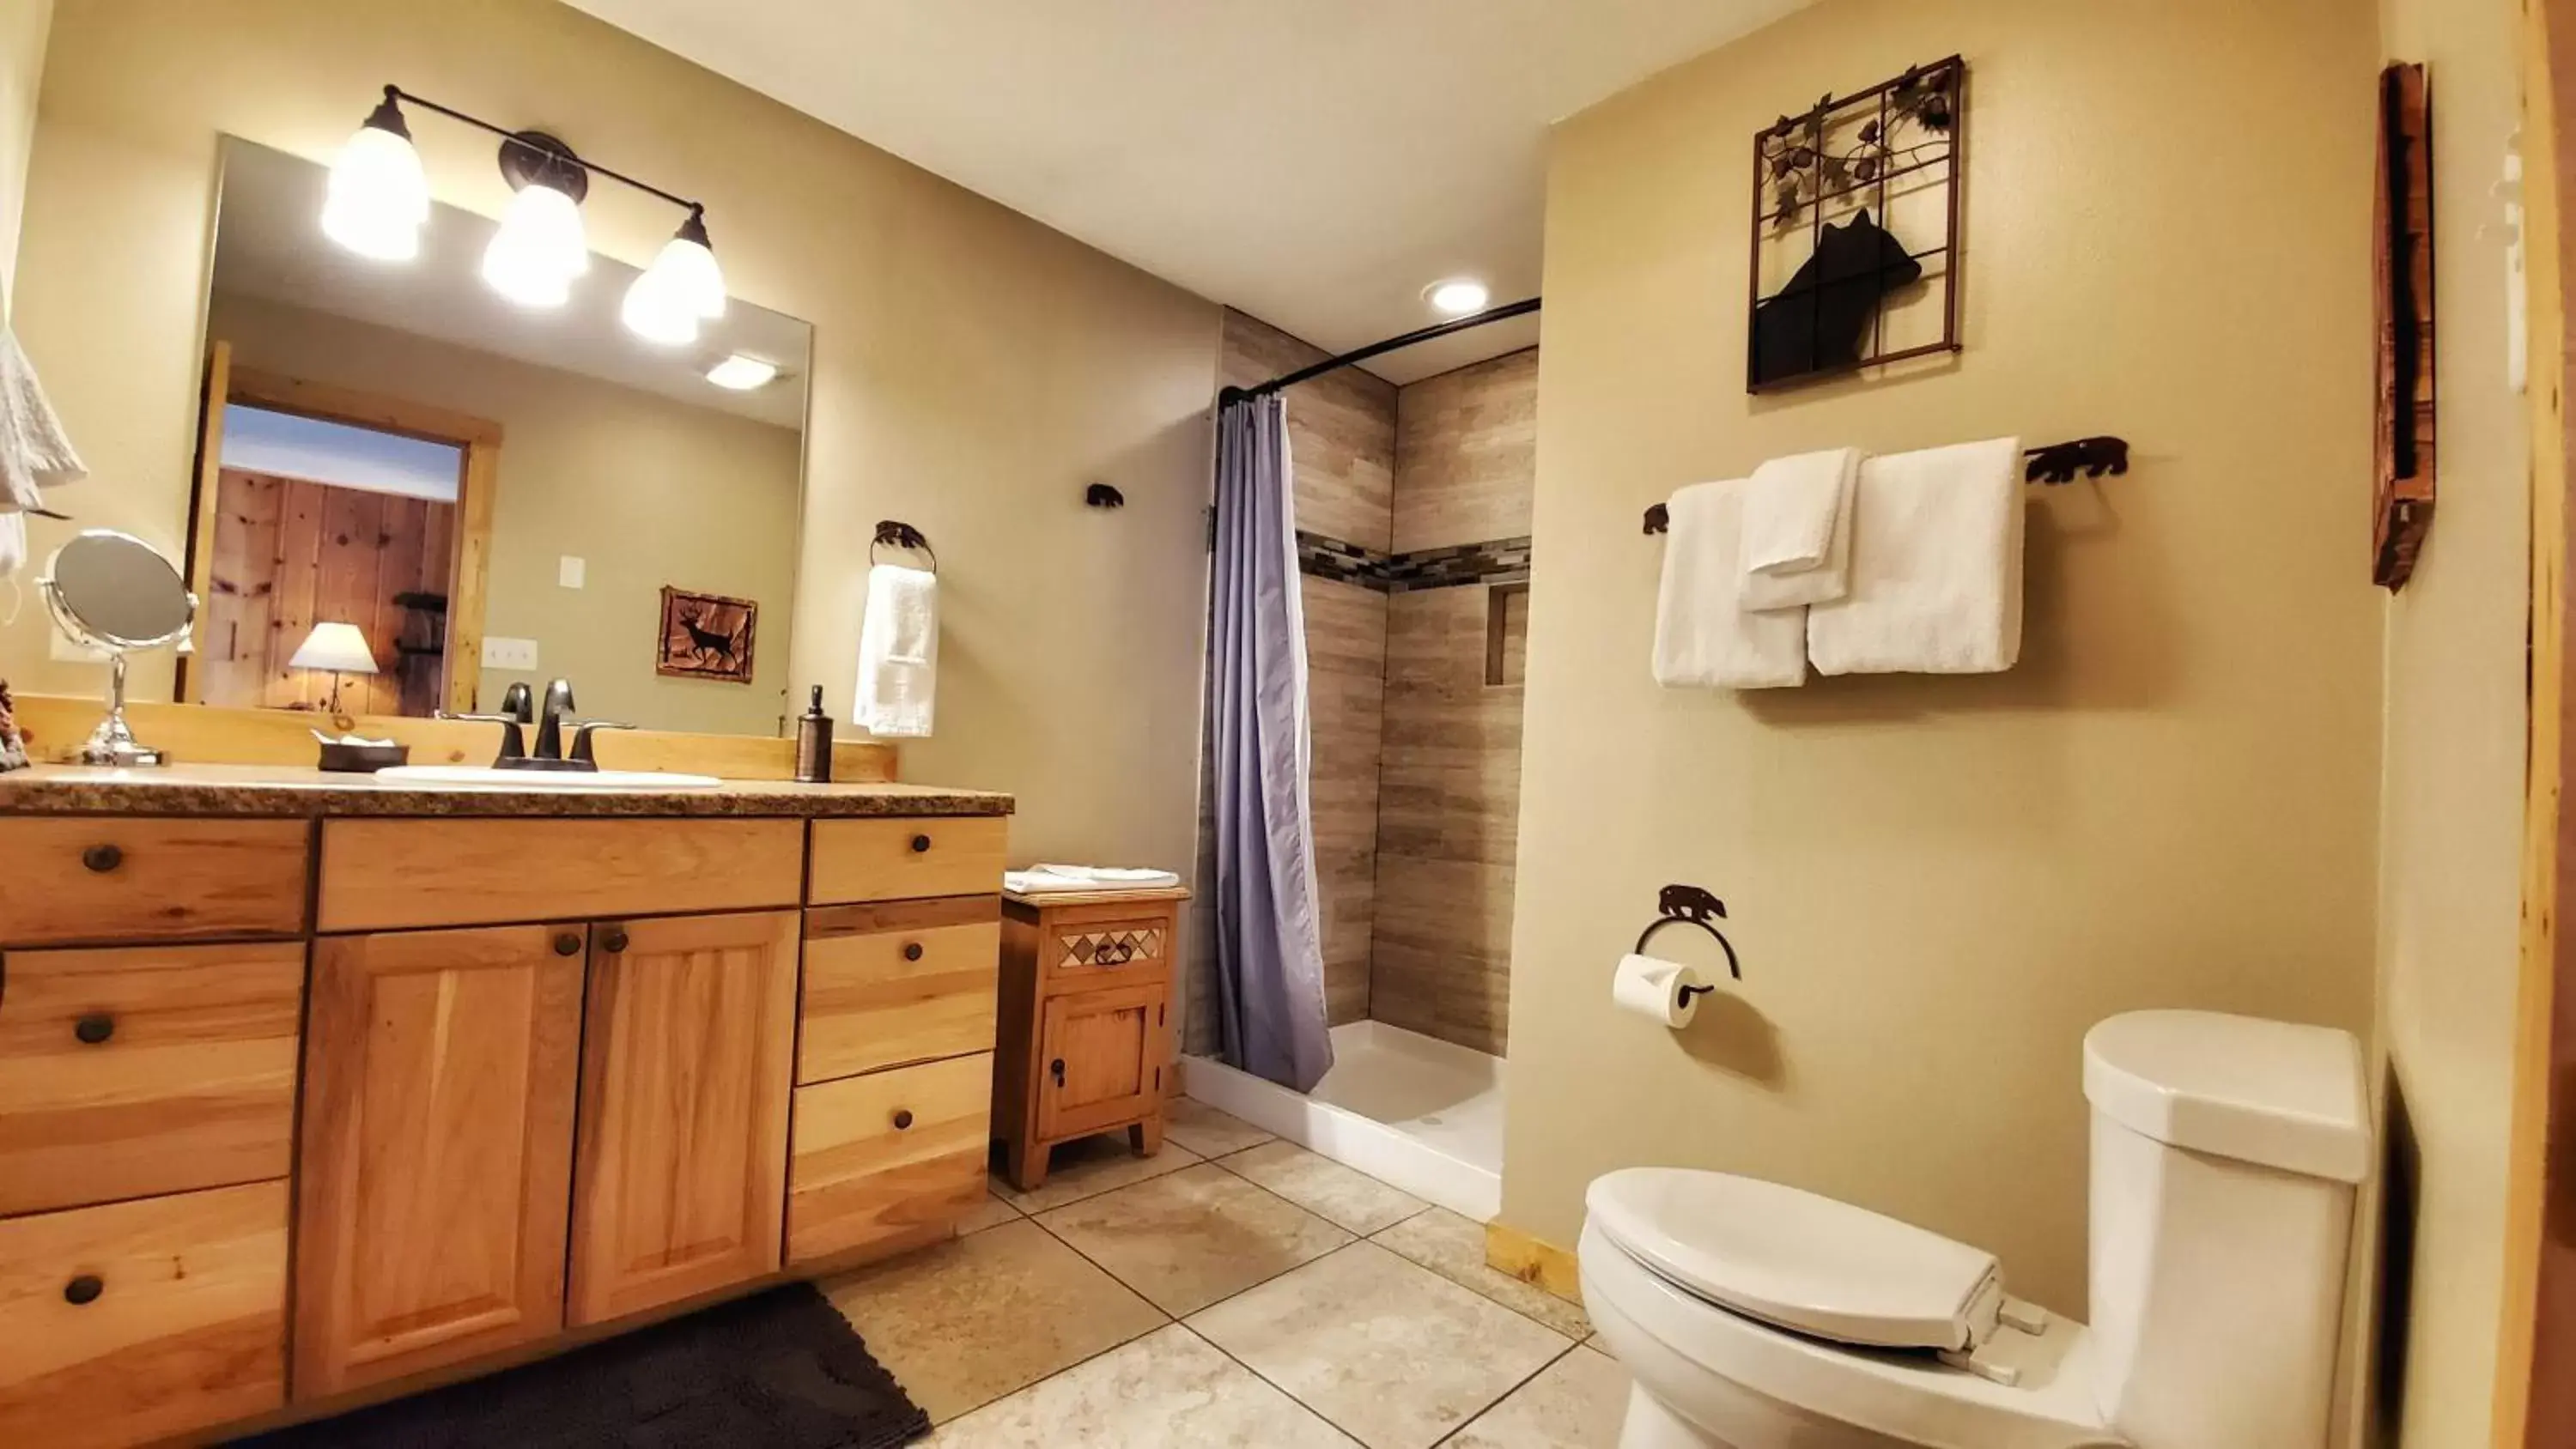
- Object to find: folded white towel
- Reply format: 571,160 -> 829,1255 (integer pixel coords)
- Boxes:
0,324 -> 86,512
1006,868 -> 1182,894
1807,437 -> 2025,676
1034,864 -> 1183,888
1653,479 -> 1807,689
1738,447 -> 1860,611
853,563 -> 938,737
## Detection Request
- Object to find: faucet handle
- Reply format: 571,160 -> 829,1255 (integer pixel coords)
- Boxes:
439,712 -> 528,764
570,720 -> 636,766
499,682 -> 535,724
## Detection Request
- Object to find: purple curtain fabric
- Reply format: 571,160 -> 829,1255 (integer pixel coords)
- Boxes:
1207,395 -> 1334,1092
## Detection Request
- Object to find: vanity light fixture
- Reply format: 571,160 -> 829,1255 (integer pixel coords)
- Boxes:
1426,277 -> 1491,316
321,90 -> 431,261
322,85 -> 728,332
705,354 -> 780,391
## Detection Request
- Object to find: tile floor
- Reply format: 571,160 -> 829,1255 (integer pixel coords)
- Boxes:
821,1098 -> 1631,1448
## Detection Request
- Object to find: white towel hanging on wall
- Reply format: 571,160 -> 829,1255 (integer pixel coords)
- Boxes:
853,563 -> 938,737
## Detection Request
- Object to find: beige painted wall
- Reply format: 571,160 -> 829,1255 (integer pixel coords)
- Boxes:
8,0 -> 1218,872
0,0 -> 47,309
1508,0 -> 2385,1325
209,291 -> 804,737
2371,2 -> 2532,1443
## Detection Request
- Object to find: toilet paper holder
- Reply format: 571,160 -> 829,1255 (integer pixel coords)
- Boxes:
1632,884 -> 1741,991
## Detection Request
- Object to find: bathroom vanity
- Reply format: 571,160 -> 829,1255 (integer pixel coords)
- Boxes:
0,766 -> 1012,1447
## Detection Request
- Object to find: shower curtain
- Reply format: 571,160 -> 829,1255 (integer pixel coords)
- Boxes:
1206,393 -> 1334,1092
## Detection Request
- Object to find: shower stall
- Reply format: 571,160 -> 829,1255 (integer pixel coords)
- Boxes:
1186,304 -> 1538,1221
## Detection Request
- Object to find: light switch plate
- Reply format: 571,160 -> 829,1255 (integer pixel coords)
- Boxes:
482,636 -> 539,670
558,555 -> 586,589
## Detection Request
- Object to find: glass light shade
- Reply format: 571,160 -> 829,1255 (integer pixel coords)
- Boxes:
1427,278 -> 1491,316
480,182 -> 588,307
321,123 -> 429,262
289,621 -> 380,675
643,231 -> 727,320
620,268 -> 700,346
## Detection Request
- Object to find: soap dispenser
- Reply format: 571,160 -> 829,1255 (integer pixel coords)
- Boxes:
795,685 -> 835,783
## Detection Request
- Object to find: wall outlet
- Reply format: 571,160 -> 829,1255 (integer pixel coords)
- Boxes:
558,555 -> 586,589
482,636 -> 539,670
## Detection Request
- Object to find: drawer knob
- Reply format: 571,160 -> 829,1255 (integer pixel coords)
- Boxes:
80,844 -> 123,874
553,931 -> 583,957
600,926 -> 630,955
64,1275 -> 103,1307
891,1108 -> 914,1131
910,834 -> 932,853
902,942 -> 925,962
73,1014 -> 115,1046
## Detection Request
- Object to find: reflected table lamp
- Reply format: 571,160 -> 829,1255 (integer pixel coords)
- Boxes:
289,621 -> 380,714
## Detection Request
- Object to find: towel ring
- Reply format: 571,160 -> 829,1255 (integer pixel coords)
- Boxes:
871,520 -> 938,573
1631,882 -> 1741,981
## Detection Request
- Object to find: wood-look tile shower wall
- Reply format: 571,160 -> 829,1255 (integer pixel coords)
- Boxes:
1189,315 -> 1534,1062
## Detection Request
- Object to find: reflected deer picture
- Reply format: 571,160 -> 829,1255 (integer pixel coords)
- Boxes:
655,586 -> 759,684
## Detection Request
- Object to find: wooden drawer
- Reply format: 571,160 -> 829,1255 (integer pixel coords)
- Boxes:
0,942 -> 303,1216
808,816 -> 1006,905
1035,902 -> 1178,993
0,817 -> 307,947
786,1052 -> 992,1266
0,1180 -> 289,1449
800,898 -> 1000,1084
317,817 -> 803,932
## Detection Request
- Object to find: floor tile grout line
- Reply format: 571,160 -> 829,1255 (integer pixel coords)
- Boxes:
1170,1240 -> 1391,1442
1364,1213 -> 1595,1342
990,1143 -> 1205,1216
904,1218 -> 1178,1430
1028,1186 -> 1363,1320
1425,1336 -> 1587,1449
1197,1138 -> 1440,1238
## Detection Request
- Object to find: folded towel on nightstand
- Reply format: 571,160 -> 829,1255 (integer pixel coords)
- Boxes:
1006,865 -> 1183,894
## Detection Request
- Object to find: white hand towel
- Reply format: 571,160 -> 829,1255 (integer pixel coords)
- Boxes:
1738,447 -> 1860,610
1018,864 -> 1183,892
853,562 -> 938,737
0,324 -> 85,512
1653,479 -> 1807,689
1806,437 -> 2025,676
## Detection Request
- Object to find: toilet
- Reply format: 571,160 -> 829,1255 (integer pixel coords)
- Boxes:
1579,1009 -> 2371,1449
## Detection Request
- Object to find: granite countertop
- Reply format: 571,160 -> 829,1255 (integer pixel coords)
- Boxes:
0,765 -> 1015,819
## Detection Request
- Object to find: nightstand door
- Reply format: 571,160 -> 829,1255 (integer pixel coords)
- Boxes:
1034,981 -> 1166,1142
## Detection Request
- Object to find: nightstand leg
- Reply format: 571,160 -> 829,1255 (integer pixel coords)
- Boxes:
1129,1117 -> 1164,1156
1006,1138 -> 1050,1192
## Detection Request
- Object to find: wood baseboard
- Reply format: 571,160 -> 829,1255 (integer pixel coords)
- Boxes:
1484,1220 -> 1582,1303
9,694 -> 898,784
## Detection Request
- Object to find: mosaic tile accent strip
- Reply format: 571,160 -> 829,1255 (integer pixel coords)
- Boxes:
1294,531 -> 1532,593
1059,927 -> 1167,970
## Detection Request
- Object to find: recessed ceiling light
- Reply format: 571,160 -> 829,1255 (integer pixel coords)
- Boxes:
1426,278 -> 1491,316
706,355 -> 779,391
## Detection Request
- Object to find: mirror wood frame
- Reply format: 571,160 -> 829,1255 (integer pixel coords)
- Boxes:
176,344 -> 501,717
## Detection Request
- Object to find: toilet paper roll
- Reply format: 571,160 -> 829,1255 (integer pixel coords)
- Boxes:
1613,953 -> 1705,1028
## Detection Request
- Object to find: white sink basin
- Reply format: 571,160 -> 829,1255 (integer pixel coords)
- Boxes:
374,765 -> 723,791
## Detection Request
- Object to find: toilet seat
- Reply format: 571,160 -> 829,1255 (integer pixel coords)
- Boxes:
1587,1168 -> 2007,1352
1581,1219 -> 2121,1449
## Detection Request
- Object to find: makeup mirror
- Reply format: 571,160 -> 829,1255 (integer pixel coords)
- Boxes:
41,530 -> 197,765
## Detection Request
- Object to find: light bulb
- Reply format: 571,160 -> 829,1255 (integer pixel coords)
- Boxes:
641,211 -> 726,321
321,98 -> 428,262
705,355 -> 778,391
1426,278 -> 1491,316
620,267 -> 699,346
481,182 -> 587,308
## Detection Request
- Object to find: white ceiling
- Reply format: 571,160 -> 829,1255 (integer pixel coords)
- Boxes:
562,0 -> 1806,385
213,139 -> 813,429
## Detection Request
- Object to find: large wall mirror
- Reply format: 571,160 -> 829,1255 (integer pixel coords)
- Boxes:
180,137 -> 812,737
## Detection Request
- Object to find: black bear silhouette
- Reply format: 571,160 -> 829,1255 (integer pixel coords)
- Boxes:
1751,208 -> 1923,386
1658,884 -> 1727,923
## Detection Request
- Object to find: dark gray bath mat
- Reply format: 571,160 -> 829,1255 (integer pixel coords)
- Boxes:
231,1282 -> 931,1448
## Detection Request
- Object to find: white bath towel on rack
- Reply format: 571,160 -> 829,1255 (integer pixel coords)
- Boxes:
1738,446 -> 1860,611
853,562 -> 938,737
1653,479 -> 1807,689
0,324 -> 86,513
1806,436 -> 2025,675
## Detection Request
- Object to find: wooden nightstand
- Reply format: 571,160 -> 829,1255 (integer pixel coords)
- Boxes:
992,886 -> 1189,1191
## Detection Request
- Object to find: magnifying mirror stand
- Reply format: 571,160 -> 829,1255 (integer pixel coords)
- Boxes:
80,652 -> 167,767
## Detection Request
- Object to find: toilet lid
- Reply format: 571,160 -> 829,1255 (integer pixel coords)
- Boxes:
1585,1168 -> 2002,1352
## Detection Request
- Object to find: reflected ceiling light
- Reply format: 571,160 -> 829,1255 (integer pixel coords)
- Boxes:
321,88 -> 430,261
320,86 -> 730,328
705,355 -> 779,391
1426,278 -> 1491,316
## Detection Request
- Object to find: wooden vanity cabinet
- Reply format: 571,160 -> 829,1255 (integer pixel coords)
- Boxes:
567,910 -> 799,1326
292,925 -> 586,1397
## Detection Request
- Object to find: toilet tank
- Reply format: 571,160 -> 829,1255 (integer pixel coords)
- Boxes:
2081,1010 -> 2370,1449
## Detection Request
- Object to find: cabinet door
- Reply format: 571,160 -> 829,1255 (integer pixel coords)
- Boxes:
1036,981 -> 1167,1142
293,925 -> 586,1397
568,911 -> 799,1327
